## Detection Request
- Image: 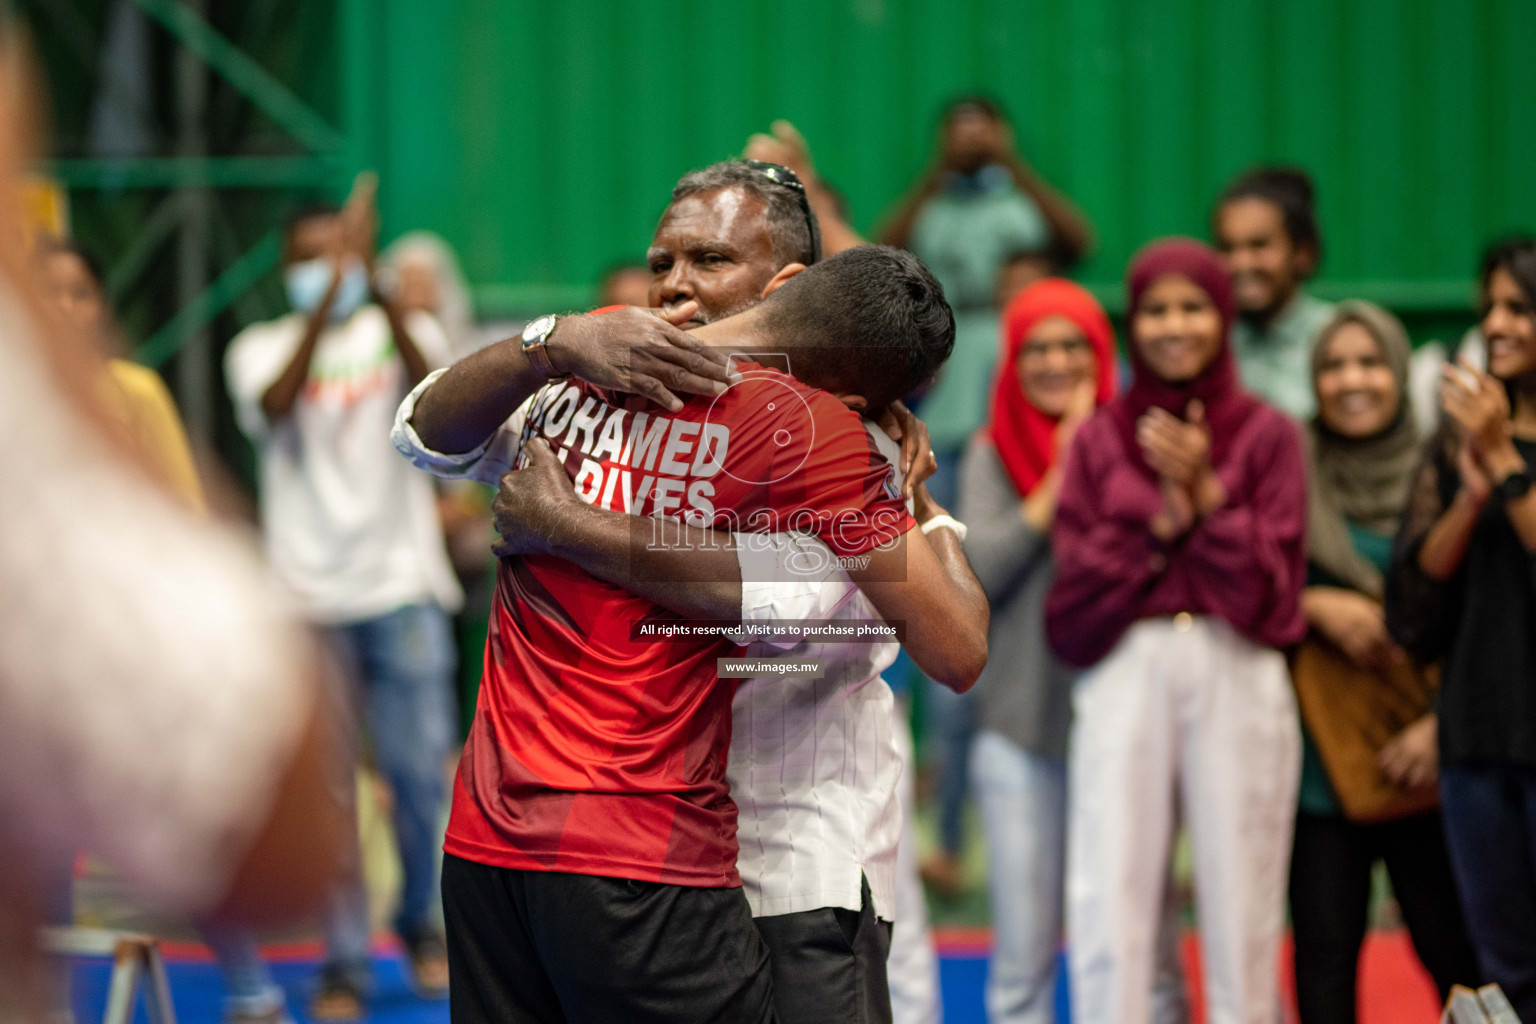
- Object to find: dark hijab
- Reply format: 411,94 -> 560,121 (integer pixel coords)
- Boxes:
1109,237 -> 1264,477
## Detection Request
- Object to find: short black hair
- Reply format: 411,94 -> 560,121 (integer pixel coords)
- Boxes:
283,201 -> 340,244
1480,235 -> 1536,308
942,94 -> 1005,125
1002,247 -> 1062,276
37,236 -> 106,291
1216,166 -> 1323,266
755,245 -> 954,410
671,161 -> 820,268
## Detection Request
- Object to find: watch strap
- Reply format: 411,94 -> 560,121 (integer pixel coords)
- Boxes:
521,315 -> 568,380
1498,469 -> 1532,500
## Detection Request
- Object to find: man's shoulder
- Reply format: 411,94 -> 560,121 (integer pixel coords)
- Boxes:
694,365 -> 865,433
1295,292 -> 1337,331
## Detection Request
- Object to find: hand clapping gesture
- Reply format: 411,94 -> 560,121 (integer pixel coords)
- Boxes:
1440,358 -> 1524,496
1138,400 -> 1227,542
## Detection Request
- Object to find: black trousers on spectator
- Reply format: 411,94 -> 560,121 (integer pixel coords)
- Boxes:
1440,764 -> 1536,1024
441,854 -> 776,1024
753,875 -> 893,1024
1289,809 -> 1481,1024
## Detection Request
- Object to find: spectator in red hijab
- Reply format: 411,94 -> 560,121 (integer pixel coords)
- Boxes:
1046,238 -> 1307,1024
960,279 -> 1114,1023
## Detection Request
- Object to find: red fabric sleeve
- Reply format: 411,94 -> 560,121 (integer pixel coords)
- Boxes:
1044,418 -> 1164,668
1182,412 -> 1307,648
767,389 -> 914,558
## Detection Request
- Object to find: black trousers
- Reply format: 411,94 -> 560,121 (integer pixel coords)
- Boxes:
442,854 -> 776,1024
1441,764 -> 1536,1023
1289,810 -> 1482,1024
753,875 -> 894,1024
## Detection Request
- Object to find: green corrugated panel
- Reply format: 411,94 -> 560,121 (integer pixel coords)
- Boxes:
356,0 -> 1535,317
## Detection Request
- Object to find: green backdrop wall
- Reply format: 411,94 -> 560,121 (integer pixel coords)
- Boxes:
360,0 -> 1536,318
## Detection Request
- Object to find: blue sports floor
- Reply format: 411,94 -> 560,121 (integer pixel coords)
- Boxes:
67,949 -> 1016,1024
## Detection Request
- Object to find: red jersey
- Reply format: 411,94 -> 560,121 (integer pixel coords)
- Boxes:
445,365 -> 914,885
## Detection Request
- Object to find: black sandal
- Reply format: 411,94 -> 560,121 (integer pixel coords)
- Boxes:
308,967 -> 364,1024
401,931 -> 449,1000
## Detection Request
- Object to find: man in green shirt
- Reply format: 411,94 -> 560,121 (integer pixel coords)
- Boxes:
1214,167 -> 1334,420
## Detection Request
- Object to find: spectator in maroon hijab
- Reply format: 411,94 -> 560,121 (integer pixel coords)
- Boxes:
1046,238 -> 1307,1024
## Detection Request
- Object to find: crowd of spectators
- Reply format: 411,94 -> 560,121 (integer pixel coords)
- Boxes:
14,76 -> 1536,1024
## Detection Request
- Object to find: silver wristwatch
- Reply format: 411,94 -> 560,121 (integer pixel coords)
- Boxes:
520,314 -> 567,379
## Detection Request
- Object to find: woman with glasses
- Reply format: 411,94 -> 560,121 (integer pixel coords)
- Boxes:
1046,238 -> 1306,1024
959,279 -> 1115,1023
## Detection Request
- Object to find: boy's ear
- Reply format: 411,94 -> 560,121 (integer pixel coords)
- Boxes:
760,263 -> 806,299
834,392 -> 868,413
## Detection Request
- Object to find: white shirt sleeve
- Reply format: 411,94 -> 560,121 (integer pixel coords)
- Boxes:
223,316 -> 303,440
734,531 -> 859,650
391,367 -> 533,486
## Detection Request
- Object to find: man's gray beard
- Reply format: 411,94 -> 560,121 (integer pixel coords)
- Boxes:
692,293 -> 761,326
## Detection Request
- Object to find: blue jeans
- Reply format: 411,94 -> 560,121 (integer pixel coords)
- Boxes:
323,602 -> 456,989
201,924 -> 286,1015
924,676 -> 977,855
1440,763 -> 1536,1022
972,731 -> 1067,1024
917,443 -> 976,856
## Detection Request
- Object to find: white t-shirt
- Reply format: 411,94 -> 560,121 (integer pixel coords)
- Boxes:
226,305 -> 462,622
393,375 -> 904,920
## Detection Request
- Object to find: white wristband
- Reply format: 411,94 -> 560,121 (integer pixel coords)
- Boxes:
919,514 -> 968,543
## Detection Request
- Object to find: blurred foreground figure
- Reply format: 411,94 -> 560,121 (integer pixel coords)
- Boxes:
39,238 -> 320,1024
0,29 -> 339,1023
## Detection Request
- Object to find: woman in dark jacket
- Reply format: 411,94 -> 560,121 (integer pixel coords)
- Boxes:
1386,238 -> 1536,1020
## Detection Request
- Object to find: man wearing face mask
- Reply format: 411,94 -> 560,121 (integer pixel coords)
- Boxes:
224,174 -> 461,1021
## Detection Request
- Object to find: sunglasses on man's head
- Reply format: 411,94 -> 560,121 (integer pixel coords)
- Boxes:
744,160 -> 822,265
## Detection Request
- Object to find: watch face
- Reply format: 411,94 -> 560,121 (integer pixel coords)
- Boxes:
522,314 -> 557,344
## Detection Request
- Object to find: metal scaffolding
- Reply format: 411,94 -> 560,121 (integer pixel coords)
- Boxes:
24,0 -> 371,446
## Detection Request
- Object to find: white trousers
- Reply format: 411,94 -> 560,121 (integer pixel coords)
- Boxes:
890,712 -> 943,1024
972,731 -> 1190,1024
1067,617 -> 1299,1024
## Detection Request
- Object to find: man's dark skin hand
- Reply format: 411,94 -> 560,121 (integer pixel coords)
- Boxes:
492,420 -> 988,694
416,175 -> 985,688
409,183 -> 934,478
261,172 -> 433,423
407,185 -> 792,457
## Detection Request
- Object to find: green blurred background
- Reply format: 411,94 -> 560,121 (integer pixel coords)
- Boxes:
21,0 -> 1536,467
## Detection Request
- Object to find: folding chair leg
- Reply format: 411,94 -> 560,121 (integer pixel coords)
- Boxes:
142,944 -> 178,1024
102,942 -> 141,1024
